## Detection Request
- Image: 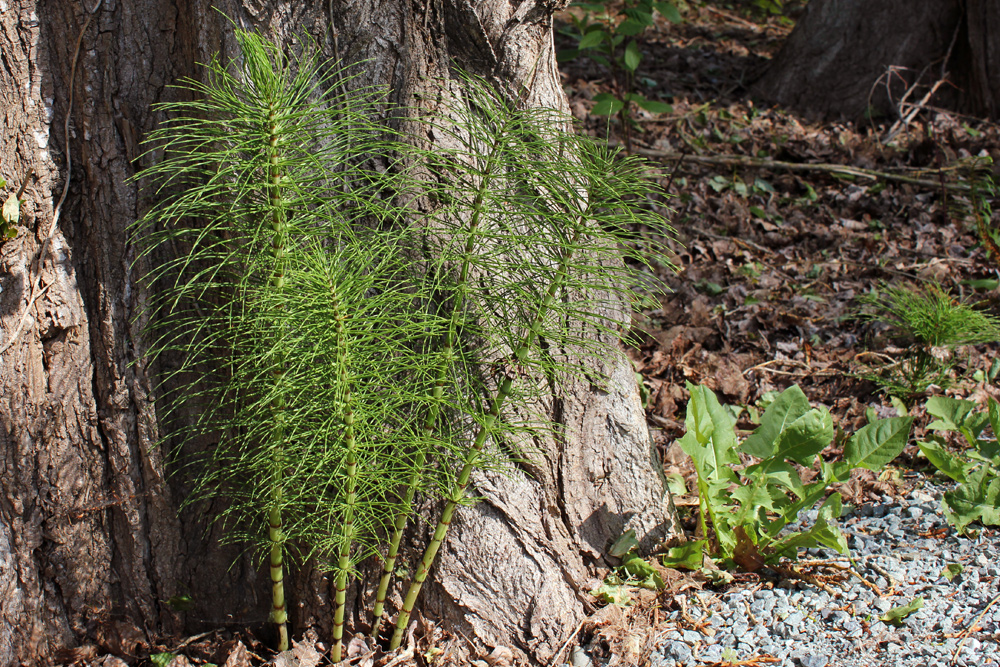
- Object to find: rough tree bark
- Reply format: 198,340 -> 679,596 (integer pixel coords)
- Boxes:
0,1 -> 679,664
754,0 -> 1000,121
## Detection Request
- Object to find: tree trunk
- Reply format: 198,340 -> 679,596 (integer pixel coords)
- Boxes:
754,0 -> 1000,121
0,1 -> 679,664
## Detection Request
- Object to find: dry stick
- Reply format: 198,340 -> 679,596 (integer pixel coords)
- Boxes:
951,591 -> 1000,664
389,224 -> 584,651
625,146 -> 974,193
13,168 -> 34,200
703,5 -> 762,31
885,78 -> 950,145
370,142 -> 503,639
884,21 -> 961,144
0,0 -> 103,358
330,288 -> 358,663
548,620 -> 585,667
794,559 -> 882,595
866,64 -> 922,142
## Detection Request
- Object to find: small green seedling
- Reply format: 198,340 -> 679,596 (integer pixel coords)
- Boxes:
857,282 -> 1000,399
941,563 -> 963,581
559,0 -> 677,148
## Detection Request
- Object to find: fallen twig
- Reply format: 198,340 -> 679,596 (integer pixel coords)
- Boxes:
703,6 -> 761,32
548,619 -> 584,667
952,591 -> 1000,664
883,22 -> 961,144
795,559 -> 882,596
623,146 -> 973,193
867,561 -> 898,596
705,655 -> 780,667
742,358 -> 838,379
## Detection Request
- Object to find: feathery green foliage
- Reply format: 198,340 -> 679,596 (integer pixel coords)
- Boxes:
857,281 -> 1000,399
134,30 -> 437,656
135,27 -> 674,660
385,74 -> 674,648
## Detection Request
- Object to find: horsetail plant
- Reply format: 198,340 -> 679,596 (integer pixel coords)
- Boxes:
383,77 -> 675,648
136,26 -> 674,660
134,29 -> 440,655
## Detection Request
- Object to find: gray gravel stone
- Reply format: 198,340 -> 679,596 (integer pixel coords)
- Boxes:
666,641 -> 691,662
646,481 -> 1000,667
799,656 -> 828,667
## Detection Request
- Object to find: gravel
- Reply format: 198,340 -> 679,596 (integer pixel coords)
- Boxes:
586,482 -> 1000,667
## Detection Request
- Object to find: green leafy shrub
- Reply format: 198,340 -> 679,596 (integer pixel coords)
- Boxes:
136,28 -> 673,658
136,30 -> 440,655
559,0 -> 677,147
857,282 -> 1000,399
672,383 -> 913,570
918,395 -> 1000,533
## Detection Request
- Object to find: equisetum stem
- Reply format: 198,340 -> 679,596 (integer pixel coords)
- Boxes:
331,290 -> 357,663
269,505 -> 288,652
389,224 -> 585,650
370,141 -> 501,638
369,449 -> 424,638
266,106 -> 290,653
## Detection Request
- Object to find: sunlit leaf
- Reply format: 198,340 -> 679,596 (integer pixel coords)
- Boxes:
845,417 -> 913,470
661,540 -> 707,570
741,385 -> 811,459
2,193 -> 19,225
918,437 -> 969,483
880,597 -> 924,626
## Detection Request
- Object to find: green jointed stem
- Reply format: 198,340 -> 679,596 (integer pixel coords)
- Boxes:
369,448 -> 423,639
370,146 -> 500,638
266,107 -> 290,653
331,293 -> 357,663
269,506 -> 289,651
389,227 -> 581,650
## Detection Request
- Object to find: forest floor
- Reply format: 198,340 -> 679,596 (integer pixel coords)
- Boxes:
106,4 -> 1000,667
550,2 -> 1000,666
557,2 -> 1000,503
